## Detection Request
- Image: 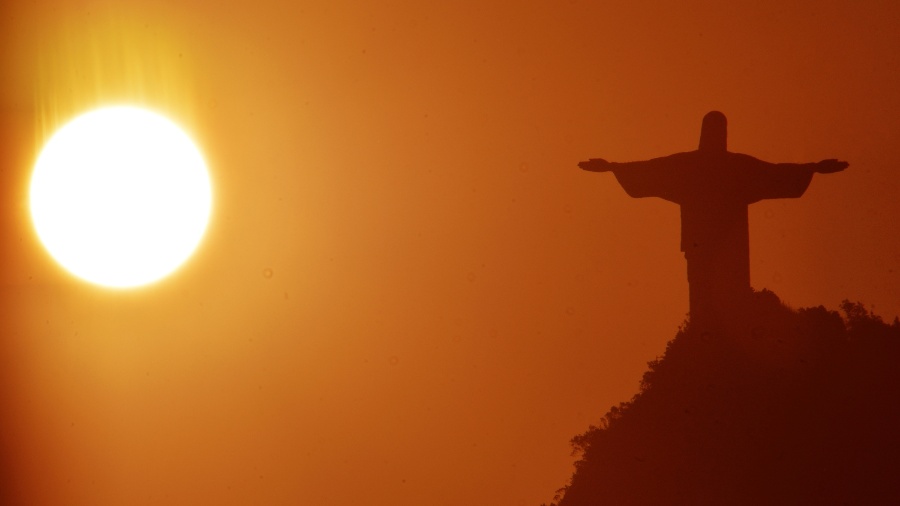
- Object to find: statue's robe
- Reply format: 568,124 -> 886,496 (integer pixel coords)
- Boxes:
609,150 -> 816,330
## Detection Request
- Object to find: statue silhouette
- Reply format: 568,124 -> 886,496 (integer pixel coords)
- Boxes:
580,111 -> 847,332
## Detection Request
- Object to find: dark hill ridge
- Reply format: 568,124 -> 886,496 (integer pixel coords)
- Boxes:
547,290 -> 900,505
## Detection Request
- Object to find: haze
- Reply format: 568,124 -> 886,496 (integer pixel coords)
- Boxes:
1,1 -> 898,505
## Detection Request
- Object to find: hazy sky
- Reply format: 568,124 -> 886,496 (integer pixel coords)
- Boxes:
2,1 -> 899,505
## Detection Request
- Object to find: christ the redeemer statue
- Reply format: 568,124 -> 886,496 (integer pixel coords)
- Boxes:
579,111 -> 847,332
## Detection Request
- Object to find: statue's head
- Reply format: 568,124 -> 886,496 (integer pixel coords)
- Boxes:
699,111 -> 727,152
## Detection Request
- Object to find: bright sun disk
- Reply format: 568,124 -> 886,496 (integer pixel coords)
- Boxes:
30,106 -> 212,288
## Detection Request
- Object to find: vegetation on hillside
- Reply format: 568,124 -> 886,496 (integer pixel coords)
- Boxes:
546,290 -> 900,505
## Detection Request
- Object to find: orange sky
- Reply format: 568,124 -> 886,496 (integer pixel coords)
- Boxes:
2,1 -> 899,504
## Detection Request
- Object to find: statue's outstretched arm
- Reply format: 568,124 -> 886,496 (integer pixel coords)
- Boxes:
578,154 -> 689,173
733,153 -> 849,202
811,159 -> 849,173
739,153 -> 849,174
578,158 -> 613,172
578,153 -> 692,203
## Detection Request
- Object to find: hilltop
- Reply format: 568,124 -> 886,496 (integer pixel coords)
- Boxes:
547,290 -> 900,505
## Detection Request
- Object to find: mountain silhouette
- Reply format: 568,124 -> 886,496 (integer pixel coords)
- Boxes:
545,290 -> 900,505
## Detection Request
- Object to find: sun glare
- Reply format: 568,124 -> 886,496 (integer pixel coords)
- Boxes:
30,106 -> 212,288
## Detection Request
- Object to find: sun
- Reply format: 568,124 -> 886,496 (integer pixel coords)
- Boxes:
30,106 -> 212,288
